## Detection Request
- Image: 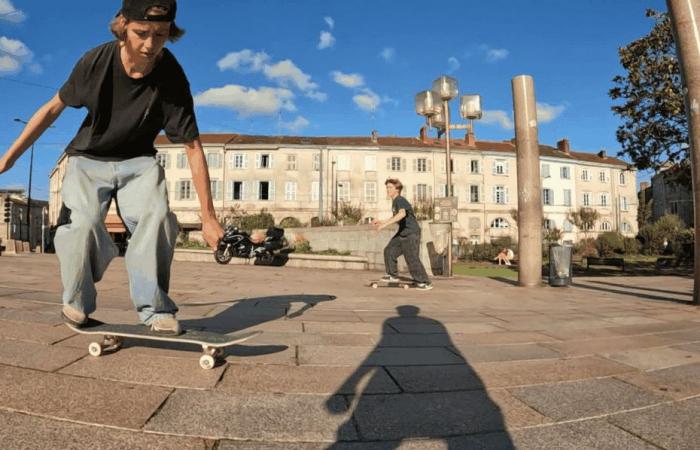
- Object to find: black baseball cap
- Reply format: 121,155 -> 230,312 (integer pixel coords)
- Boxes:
119,0 -> 177,22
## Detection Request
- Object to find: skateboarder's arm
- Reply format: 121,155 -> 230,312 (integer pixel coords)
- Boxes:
0,94 -> 66,174
184,138 -> 225,248
376,209 -> 406,230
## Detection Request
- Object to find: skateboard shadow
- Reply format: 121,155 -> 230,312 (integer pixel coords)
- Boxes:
325,305 -> 515,449
181,294 -> 337,334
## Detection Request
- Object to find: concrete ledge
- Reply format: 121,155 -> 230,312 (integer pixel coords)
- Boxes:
174,249 -> 369,271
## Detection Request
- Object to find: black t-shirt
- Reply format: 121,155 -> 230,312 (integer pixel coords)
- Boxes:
59,41 -> 199,160
392,195 -> 420,237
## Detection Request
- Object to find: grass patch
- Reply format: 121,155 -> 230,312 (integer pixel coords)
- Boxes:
453,262 -> 517,279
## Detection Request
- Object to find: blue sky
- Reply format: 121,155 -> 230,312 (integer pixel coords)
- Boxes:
0,0 -> 667,200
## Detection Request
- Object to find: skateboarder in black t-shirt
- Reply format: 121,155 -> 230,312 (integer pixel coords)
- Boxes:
0,1 -> 223,334
374,179 -> 433,290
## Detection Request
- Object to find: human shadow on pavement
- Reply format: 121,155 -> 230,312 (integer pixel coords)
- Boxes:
571,281 -> 693,305
325,305 -> 515,449
585,279 -> 693,298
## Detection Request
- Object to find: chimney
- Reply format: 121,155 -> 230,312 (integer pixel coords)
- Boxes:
370,129 -> 378,144
556,138 -> 570,154
597,149 -> 607,159
464,130 -> 476,147
419,126 -> 428,143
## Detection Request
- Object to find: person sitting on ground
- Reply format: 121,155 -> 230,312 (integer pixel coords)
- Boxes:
495,247 -> 513,266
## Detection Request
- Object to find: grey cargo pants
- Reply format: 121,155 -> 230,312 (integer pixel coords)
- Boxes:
54,156 -> 179,325
384,232 -> 430,284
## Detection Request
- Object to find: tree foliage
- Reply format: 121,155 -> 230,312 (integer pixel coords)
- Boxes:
609,9 -> 689,183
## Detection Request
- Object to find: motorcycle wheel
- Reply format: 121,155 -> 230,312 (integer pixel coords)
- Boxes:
214,247 -> 233,265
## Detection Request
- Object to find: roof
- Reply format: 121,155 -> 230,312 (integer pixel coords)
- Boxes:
155,133 -> 631,168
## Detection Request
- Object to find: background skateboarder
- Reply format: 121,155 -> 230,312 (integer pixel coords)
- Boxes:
0,0 -> 223,335
373,179 -> 433,290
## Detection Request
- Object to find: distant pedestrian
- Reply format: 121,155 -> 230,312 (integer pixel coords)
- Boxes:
373,179 -> 432,290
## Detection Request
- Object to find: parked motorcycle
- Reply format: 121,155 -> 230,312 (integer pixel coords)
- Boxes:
214,226 -> 291,265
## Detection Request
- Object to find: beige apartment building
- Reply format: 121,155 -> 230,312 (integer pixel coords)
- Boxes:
48,133 -> 638,245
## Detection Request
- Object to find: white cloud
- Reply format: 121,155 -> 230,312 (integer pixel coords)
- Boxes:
217,49 -> 270,72
536,102 -> 566,123
447,56 -> 460,73
280,115 -> 310,132
353,88 -> 381,112
194,85 -> 296,117
318,31 -> 335,50
481,110 -> 514,129
0,36 -> 39,74
379,47 -> 395,62
478,45 -> 509,62
324,16 -> 334,29
217,49 -> 326,102
331,70 -> 365,88
0,0 -> 26,23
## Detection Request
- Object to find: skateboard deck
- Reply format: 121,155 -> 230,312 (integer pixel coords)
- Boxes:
66,319 -> 262,369
369,279 -> 416,289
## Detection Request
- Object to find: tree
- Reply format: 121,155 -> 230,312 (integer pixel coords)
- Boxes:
609,9 -> 689,184
637,196 -> 654,229
568,207 -> 601,237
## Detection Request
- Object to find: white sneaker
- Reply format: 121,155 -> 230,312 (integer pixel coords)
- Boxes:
62,305 -> 88,327
150,315 -> 182,335
381,274 -> 400,282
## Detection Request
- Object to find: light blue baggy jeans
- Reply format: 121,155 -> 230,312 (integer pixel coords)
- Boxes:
54,156 -> 180,325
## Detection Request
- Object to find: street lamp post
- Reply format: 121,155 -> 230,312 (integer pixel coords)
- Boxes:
13,118 -> 34,249
331,160 -> 337,219
415,77 -> 482,277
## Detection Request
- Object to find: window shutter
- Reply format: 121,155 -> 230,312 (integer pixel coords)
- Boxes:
479,185 -> 484,203
402,158 -> 407,172
505,187 -> 510,204
269,181 -> 275,201
492,186 -> 496,203
253,181 -> 259,200
440,160 -> 445,173
386,158 -> 391,170
427,159 -> 432,172
269,154 -> 274,169
492,160 -> 496,174
174,181 -> 181,200
255,154 -> 261,169
504,161 -> 510,175
427,185 -> 432,200
412,159 -> 417,172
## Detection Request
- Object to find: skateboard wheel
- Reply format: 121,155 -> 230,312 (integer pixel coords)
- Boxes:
371,283 -> 378,289
199,354 -> 216,370
88,342 -> 103,357
403,284 -> 409,290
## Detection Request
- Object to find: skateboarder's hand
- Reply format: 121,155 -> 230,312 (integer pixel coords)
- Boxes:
0,155 -> 14,175
202,217 -> 224,250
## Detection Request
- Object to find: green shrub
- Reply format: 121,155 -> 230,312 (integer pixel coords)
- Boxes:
239,209 -> 275,232
310,216 -> 337,227
279,217 -> 303,228
639,214 -> 685,255
337,202 -> 363,225
622,237 -> 641,255
294,238 -> 312,253
316,248 -> 352,256
671,228 -> 694,258
596,232 -> 624,257
575,238 -> 598,258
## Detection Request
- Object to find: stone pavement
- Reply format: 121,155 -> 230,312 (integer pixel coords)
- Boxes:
1,253 -> 700,449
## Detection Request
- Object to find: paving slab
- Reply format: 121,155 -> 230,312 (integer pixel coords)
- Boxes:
615,362 -> 700,400
0,307 -> 63,325
303,322 -> 389,334
0,365 -> 172,429
509,419 -> 658,449
0,297 -> 53,310
543,334 -> 681,357
609,397 -> 700,450
0,338 -> 85,371
145,390 -> 357,442
0,318 -> 76,344
603,345 -> 700,370
59,348 -> 225,389
509,378 -> 665,421
0,410 -> 209,450
450,343 -> 562,363
487,388 -> 552,428
672,341 -> 700,354
218,364 -> 400,395
298,345 -> 463,366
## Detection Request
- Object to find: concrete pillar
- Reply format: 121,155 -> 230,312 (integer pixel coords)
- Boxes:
668,0 -> 700,305
512,75 -> 543,287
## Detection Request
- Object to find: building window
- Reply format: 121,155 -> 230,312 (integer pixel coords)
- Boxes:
364,182 -> 377,203
440,184 -> 455,198
390,156 -> 402,171
619,172 -> 626,185
258,181 -> 273,200
229,181 -> 244,201
177,180 -> 192,200
364,155 -> 376,171
560,166 -> 570,179
563,219 -> 573,232
621,196 -> 628,211
313,153 -> 320,171
541,163 -> 550,178
581,169 -> 590,181
493,185 -> 508,204
176,153 -> 188,169
231,153 -> 247,170
599,170 -> 608,183
287,154 -> 297,171
621,222 -> 631,233
311,181 -> 319,201
470,185 -> 480,203
583,192 -> 591,207
470,235 -> 480,245
257,154 -> 273,169
493,159 -> 508,175
563,189 -> 572,206
542,188 -> 553,205
336,155 -> 350,171
601,221 -> 611,231
210,180 -> 222,201
543,219 -> 555,230
416,158 -> 428,172
490,218 -> 509,229
470,160 -> 480,174
415,184 -> 429,202
600,193 -> 608,207
337,182 -> 350,202
206,152 -> 222,169
285,181 -> 297,201
156,153 -> 170,169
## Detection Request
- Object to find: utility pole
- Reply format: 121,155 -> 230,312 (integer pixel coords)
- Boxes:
668,0 -> 700,305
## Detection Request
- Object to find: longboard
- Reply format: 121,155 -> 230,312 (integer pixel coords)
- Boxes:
66,319 -> 262,370
369,279 -> 415,290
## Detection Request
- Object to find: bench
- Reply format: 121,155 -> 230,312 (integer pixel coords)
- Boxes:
586,257 -> 625,271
